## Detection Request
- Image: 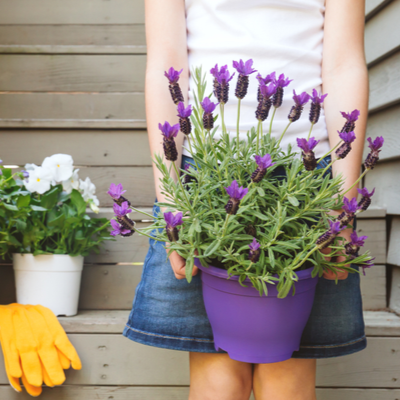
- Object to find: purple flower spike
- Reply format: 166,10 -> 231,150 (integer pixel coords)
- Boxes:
233,59 -> 257,100
337,196 -> 358,227
316,220 -> 344,249
357,187 -> 375,211
201,97 -> 218,114
361,257 -> 375,276
288,90 -> 310,122
248,238 -> 261,263
224,180 -> 249,215
113,201 -> 132,217
345,231 -> 368,258
339,131 -> 356,143
211,64 -> 235,104
340,109 -> 360,133
260,83 -> 277,98
164,67 -> 183,84
164,211 -> 183,242
336,131 -> 356,160
274,73 -> 293,88
251,154 -> 276,183
297,137 -> 320,171
271,73 -> 292,108
108,183 -> 127,200
293,90 -> 311,106
296,137 -> 319,153
159,121 -> 180,161
232,59 -> 257,76
110,219 -> 132,237
309,89 -> 328,124
177,102 -> 192,118
177,102 -> 192,136
364,136 -> 384,170
158,121 -> 180,139
310,89 -> 328,104
257,72 -> 276,86
255,83 -> 277,121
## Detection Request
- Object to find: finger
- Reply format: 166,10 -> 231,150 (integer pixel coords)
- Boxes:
57,349 -> 71,370
21,371 -> 42,397
2,347 -> 22,392
40,359 -> 54,388
323,269 -> 348,280
320,247 -> 331,262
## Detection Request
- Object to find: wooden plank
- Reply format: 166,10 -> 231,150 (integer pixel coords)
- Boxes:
356,219 -> 386,264
365,0 -> 400,65
388,217 -> 400,266
0,0 -> 144,25
357,208 -> 387,219
0,25 -> 146,51
364,104 -> 400,161
364,311 -> 400,336
364,160 -> 400,215
0,55 -> 146,92
0,130 -> 150,166
317,388 -> 400,400
369,50 -> 400,112
0,93 -> 145,126
365,0 -> 394,19
1,336 -> 400,386
360,265 -> 386,310
390,267 -> 400,314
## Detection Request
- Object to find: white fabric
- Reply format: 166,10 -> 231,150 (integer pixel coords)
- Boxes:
183,0 -> 330,159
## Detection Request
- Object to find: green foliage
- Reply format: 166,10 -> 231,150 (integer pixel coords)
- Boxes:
0,169 -> 113,259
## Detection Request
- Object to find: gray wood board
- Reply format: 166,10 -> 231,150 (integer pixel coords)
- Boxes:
0,24 -> 145,49
365,0 -> 400,65
364,160 -> 400,215
0,0 -> 145,24
1,336 -> 400,386
0,55 -> 146,92
390,267 -> 400,314
0,93 -> 145,124
388,217 -> 400,266
364,104 -> 400,161
369,50 -> 400,112
356,218 -> 386,264
360,265 -> 387,310
365,0 -> 394,18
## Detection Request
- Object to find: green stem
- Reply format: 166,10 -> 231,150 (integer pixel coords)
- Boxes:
172,162 -> 193,212
256,120 -> 261,154
129,206 -> 154,219
322,159 -> 335,176
268,107 -> 277,140
206,129 -> 224,183
292,246 -> 319,270
246,261 -> 254,271
220,103 -> 227,134
277,121 -> 292,147
221,214 -> 231,238
307,123 -> 315,140
316,140 -> 343,164
236,98 -> 241,149
342,168 -> 369,196
133,227 -> 166,242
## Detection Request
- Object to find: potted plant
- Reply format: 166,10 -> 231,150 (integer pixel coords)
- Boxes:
106,63 -> 380,363
0,154 -> 113,316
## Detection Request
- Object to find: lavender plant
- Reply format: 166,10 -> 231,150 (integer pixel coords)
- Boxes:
108,61 -> 381,298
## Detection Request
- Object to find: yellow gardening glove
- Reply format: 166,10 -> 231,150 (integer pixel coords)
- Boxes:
0,305 -> 22,392
9,304 -> 43,387
57,348 -> 71,369
34,305 -> 82,371
21,370 -> 42,397
24,305 -> 66,386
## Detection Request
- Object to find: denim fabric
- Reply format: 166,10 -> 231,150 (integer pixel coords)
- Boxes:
123,154 -> 366,358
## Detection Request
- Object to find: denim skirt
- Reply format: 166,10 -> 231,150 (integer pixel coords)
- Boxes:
123,154 -> 366,359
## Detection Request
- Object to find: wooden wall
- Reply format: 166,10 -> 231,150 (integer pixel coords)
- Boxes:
0,0 -> 399,399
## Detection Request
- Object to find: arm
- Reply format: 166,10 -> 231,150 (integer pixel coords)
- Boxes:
321,0 -> 368,279
145,0 -> 198,278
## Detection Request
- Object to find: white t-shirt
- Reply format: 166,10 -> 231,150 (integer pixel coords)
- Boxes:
183,0 -> 330,159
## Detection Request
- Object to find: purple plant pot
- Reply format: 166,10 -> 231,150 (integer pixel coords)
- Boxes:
194,257 -> 318,364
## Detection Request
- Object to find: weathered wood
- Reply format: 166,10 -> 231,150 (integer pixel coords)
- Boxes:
0,55 -> 146,92
0,130 -> 151,166
0,94 -> 145,127
365,0 -> 400,65
365,0 -> 394,19
388,217 -> 400,267
364,104 -> 400,161
317,388 -> 400,400
390,267 -> 400,314
357,208 -> 387,219
360,265 -> 386,310
369,50 -> 400,112
364,311 -> 400,336
364,160 -> 400,215
356,219 -> 386,264
0,0 -> 144,25
0,25 -> 146,53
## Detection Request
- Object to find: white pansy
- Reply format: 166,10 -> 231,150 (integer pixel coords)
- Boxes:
24,163 -> 37,171
62,169 -> 80,194
23,165 -> 53,194
88,197 -> 100,213
42,153 -> 74,182
79,177 -> 97,202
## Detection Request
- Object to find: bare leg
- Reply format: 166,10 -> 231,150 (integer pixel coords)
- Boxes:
189,352 -> 253,400
253,358 -> 317,400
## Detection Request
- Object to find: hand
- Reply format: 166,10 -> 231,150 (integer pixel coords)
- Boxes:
165,244 -> 199,280
321,226 -> 353,280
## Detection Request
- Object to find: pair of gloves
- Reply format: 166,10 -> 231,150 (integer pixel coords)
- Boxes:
0,303 -> 82,397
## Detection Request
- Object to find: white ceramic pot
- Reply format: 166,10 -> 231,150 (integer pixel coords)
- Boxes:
12,253 -> 84,317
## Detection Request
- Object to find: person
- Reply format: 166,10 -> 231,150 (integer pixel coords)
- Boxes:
122,0 -> 368,399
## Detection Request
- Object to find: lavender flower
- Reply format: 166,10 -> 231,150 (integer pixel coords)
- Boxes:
364,136 -> 384,170
345,231 -> 368,257
309,89 -> 328,124
224,180 -> 249,215
335,131 -> 356,159
288,90 -> 310,122
107,183 -> 131,206
110,219 -> 133,237
340,110 -> 360,133
164,211 -> 183,242
232,59 -> 257,99
211,64 -> 235,104
164,67 -> 184,104
297,137 -> 320,171
338,196 -> 359,227
272,73 -> 292,108
255,83 -> 277,121
113,201 -> 135,231
251,154 -> 276,183
201,97 -> 219,131
177,102 -> 192,136
256,72 -> 275,102
360,257 -> 375,276
159,121 -> 180,161
357,187 -> 375,211
316,220 -> 344,249
248,238 -> 261,263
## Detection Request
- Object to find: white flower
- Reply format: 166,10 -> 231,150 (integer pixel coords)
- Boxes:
23,166 -> 53,194
79,177 -> 97,202
88,198 -> 100,213
42,154 -> 74,182
62,169 -> 80,194
24,163 -> 37,171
